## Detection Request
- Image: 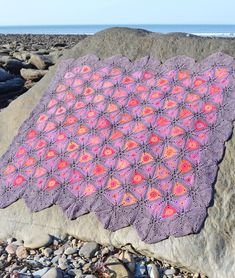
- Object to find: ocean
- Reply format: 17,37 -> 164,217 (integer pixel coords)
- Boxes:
0,24 -> 235,37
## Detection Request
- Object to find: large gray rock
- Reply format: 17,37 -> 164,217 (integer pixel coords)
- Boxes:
0,28 -> 235,278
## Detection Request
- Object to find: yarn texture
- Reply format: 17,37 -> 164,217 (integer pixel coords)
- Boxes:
0,52 -> 235,243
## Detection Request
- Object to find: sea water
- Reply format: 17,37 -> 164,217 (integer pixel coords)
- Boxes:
0,24 -> 235,37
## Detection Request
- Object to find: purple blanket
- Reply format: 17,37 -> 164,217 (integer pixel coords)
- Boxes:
0,52 -> 235,243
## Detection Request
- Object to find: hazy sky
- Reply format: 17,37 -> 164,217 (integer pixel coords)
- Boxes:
0,0 -> 233,25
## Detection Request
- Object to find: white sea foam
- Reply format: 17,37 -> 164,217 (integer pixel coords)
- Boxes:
191,32 -> 235,37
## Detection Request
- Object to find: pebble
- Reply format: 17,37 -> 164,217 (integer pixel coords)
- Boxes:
79,242 -> 99,258
32,267 -> 50,276
16,246 -> 28,259
5,244 -> 17,255
0,261 -> 4,270
71,239 -> 77,246
82,262 -> 91,272
6,238 -> 16,244
43,247 -> 53,257
24,233 -> 52,249
0,245 -> 4,255
106,256 -> 131,278
135,261 -> 147,276
39,257 -> 52,267
64,247 -> 77,255
54,246 -> 64,256
19,266 -> 28,273
165,268 -> 176,276
51,255 -> 59,264
43,267 -> 63,278
147,263 -> 160,278
58,257 -> 68,270
0,233 -> 203,278
67,268 -> 83,276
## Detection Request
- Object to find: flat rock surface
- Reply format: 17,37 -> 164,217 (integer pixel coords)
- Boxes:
0,28 -> 235,278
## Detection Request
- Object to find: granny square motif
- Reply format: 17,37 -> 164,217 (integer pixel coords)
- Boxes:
0,53 -> 235,243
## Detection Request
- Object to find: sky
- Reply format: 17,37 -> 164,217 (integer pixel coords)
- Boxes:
0,0 -> 234,26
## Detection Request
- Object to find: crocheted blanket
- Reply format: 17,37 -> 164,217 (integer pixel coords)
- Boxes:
0,53 -> 235,243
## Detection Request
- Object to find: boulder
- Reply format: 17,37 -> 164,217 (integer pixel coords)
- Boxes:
4,58 -> 28,75
0,28 -> 235,278
0,77 -> 24,93
0,55 -> 11,66
20,68 -> 48,81
12,51 -> 30,62
0,67 -> 11,82
29,53 -> 53,70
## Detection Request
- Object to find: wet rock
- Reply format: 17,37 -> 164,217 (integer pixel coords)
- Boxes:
0,76 -> 24,94
4,59 -> 27,74
0,67 -> 11,82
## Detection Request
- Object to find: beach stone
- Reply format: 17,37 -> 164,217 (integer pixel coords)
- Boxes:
0,68 -> 11,82
0,55 -> 11,65
67,269 -> 83,276
33,267 -> 50,276
164,268 -> 176,276
43,247 -> 53,257
5,59 -> 28,74
64,246 -> 77,255
29,53 -> 53,70
51,255 -> 59,265
19,266 -> 28,273
23,232 -> 52,249
20,68 -> 48,81
12,51 -> 30,62
78,242 -> 99,258
54,246 -> 64,256
0,76 -> 24,94
0,28 -> 235,278
58,257 -> 68,270
42,267 -> 63,278
16,246 -> 28,259
106,256 -> 131,278
147,264 -> 160,278
5,244 -> 17,254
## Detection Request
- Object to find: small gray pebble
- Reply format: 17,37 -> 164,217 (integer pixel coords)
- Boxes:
79,242 -> 99,258
64,247 -> 77,255
165,268 -> 176,276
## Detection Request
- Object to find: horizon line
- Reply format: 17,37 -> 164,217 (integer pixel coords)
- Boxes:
1,23 -> 235,27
